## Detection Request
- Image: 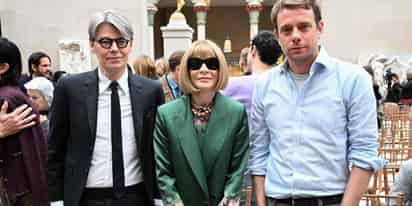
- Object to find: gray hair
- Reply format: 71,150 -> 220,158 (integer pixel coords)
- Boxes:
88,10 -> 134,41
24,77 -> 54,108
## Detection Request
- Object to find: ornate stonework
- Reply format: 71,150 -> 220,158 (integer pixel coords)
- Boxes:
58,40 -> 91,73
246,3 -> 263,12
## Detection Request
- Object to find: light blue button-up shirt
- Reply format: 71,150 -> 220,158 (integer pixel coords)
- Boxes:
166,73 -> 181,98
248,48 -> 384,198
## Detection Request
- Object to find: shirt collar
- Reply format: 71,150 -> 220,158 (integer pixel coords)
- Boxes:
98,67 -> 129,95
279,46 -> 333,75
166,73 -> 179,90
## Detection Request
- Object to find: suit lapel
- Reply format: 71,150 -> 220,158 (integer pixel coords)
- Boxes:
128,69 -> 143,151
201,93 -> 229,176
84,70 -> 99,145
175,95 -> 209,196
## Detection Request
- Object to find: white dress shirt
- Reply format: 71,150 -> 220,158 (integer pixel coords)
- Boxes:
86,68 -> 143,188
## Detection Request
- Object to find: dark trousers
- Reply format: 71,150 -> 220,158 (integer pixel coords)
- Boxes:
80,183 -> 149,206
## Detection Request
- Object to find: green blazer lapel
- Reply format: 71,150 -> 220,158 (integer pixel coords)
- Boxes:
201,93 -> 229,175
175,95 -> 209,196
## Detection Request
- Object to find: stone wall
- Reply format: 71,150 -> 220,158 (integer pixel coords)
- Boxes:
0,0 -> 147,73
155,0 -> 412,64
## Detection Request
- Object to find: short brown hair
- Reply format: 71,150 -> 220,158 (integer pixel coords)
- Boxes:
155,57 -> 169,77
179,40 -> 228,94
271,0 -> 322,33
133,55 -> 158,80
168,50 -> 185,72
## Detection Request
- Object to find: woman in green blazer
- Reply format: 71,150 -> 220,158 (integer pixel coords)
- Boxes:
154,40 -> 249,206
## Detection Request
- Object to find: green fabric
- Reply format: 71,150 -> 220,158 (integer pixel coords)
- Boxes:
193,117 -> 208,137
154,93 -> 249,206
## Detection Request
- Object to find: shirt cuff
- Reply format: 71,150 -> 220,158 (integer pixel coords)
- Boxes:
350,155 -> 385,171
50,201 -> 64,206
248,167 -> 266,176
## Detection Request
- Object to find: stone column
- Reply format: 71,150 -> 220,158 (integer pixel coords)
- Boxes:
146,1 -> 159,58
193,3 -> 209,40
246,1 -> 263,40
161,12 -> 194,58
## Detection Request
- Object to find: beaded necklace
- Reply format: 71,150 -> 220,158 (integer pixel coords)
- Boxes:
191,103 -> 213,122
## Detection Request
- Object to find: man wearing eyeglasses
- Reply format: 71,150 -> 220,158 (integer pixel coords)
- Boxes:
47,10 -> 164,206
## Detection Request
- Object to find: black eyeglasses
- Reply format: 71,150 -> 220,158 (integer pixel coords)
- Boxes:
187,57 -> 219,70
96,37 -> 129,49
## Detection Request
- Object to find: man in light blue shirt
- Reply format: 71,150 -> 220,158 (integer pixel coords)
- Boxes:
248,1 -> 383,206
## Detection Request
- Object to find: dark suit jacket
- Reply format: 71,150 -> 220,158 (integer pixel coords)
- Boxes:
46,69 -> 164,206
154,94 -> 249,206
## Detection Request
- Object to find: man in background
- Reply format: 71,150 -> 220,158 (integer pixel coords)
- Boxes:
159,50 -> 185,103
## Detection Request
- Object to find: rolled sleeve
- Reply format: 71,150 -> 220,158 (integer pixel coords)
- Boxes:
346,72 -> 384,171
248,79 -> 270,176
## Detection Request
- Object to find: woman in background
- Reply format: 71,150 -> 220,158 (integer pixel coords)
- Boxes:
133,55 -> 158,80
0,37 -> 49,206
24,77 -> 54,138
155,57 -> 169,77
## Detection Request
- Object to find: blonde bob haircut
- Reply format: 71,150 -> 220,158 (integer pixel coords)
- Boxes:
179,40 -> 228,94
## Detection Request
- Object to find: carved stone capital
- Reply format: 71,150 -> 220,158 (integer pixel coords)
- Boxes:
146,4 -> 158,26
193,5 -> 209,12
246,3 -> 263,12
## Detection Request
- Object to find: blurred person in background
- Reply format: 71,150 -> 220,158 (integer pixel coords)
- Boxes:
400,72 -> 412,105
389,158 -> 412,206
24,77 -> 54,138
133,55 -> 158,80
159,50 -> 185,103
239,47 -> 250,75
155,57 -> 169,77
0,37 -> 49,206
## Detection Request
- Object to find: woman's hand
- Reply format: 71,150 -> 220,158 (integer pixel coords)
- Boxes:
0,101 -> 36,138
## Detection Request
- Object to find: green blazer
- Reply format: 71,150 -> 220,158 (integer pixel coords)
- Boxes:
154,93 -> 249,206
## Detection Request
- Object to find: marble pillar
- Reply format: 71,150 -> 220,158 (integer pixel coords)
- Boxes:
193,5 -> 209,40
161,12 -> 194,58
146,2 -> 158,58
246,2 -> 263,40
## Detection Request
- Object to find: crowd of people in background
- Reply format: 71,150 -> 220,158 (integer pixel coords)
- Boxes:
0,0 -> 411,206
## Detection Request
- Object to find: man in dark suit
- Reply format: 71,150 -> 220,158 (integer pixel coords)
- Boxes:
47,10 -> 164,206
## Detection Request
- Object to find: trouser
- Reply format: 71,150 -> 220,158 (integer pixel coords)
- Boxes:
266,194 -> 342,206
80,183 -> 149,206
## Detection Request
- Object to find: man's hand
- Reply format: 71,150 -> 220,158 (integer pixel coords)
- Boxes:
0,101 -> 36,138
